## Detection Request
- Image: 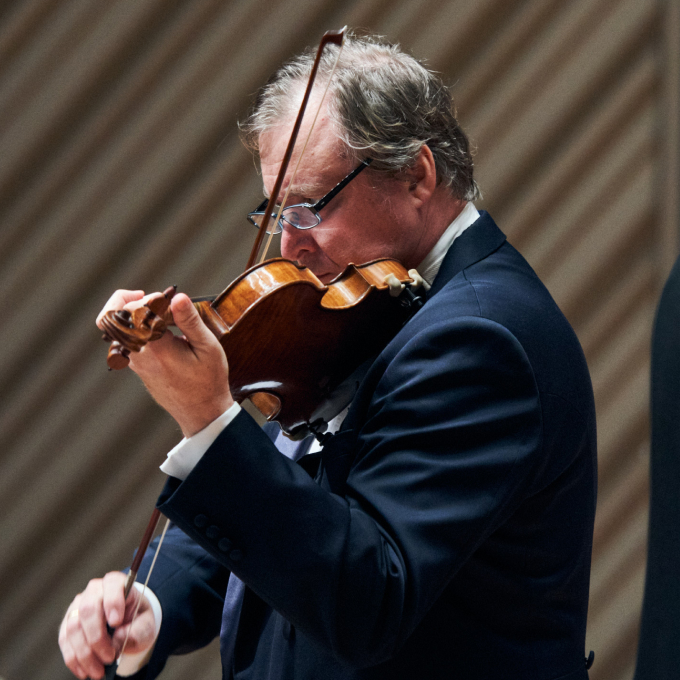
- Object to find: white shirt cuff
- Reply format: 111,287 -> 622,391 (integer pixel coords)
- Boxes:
116,583 -> 163,676
160,402 -> 242,480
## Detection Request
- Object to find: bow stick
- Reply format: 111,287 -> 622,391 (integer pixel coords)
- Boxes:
247,27 -> 345,268
102,508 -> 163,680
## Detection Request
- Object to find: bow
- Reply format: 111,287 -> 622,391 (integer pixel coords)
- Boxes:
100,28 -> 347,678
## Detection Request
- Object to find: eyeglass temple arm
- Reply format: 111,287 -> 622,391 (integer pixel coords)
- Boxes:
313,159 -> 372,211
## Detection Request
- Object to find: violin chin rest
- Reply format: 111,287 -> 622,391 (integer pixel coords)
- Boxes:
249,391 -> 282,420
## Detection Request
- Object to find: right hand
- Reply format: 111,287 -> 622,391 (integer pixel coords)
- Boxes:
59,571 -> 158,680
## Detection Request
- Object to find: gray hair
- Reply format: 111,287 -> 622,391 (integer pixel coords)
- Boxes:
240,34 -> 480,201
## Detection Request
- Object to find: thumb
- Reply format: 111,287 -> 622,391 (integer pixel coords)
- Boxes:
170,294 -> 214,350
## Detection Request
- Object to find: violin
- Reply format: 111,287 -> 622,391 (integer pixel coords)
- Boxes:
101,256 -> 425,438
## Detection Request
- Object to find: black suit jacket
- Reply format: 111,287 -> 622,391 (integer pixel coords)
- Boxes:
131,213 -> 597,680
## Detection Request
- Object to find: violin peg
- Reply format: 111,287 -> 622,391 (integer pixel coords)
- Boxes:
107,342 -> 131,371
146,287 -> 176,317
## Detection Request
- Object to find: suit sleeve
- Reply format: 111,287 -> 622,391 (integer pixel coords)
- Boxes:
156,316 -> 543,668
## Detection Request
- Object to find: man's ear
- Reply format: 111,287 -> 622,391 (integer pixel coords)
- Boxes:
404,144 -> 437,207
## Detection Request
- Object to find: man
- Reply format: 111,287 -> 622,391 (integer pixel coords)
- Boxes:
59,35 -> 597,680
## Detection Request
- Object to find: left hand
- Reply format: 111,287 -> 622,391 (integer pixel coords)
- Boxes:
125,292 -> 234,437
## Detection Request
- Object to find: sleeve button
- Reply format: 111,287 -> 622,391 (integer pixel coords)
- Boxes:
218,538 -> 232,552
206,525 -> 220,540
194,514 -> 208,528
229,548 -> 244,562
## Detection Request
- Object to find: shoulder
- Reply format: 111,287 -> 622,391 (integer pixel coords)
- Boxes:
346,231 -> 594,446
423,238 -> 591,407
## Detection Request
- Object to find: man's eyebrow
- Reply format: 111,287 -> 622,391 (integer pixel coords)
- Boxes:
262,179 -> 326,201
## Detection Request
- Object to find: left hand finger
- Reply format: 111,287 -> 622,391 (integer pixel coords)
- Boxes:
168,293 -> 219,354
128,294 -> 234,437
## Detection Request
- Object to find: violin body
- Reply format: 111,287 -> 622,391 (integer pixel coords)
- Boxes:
102,258 -> 422,437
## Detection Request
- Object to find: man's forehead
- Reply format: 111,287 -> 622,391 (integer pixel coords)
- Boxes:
261,174 -> 328,200
258,105 -> 348,196
259,138 -> 349,199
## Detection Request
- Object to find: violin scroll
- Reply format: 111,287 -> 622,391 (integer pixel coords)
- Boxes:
101,286 -> 177,370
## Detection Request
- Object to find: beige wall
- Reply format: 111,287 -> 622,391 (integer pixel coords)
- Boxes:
0,1 -> 678,679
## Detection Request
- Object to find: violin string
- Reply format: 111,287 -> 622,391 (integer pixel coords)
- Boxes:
115,517 -> 171,667
259,37 -> 346,264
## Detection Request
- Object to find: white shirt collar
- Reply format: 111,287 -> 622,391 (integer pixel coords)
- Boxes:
417,202 -> 480,286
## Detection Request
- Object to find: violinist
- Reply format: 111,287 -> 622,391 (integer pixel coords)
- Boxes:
59,34 -> 597,680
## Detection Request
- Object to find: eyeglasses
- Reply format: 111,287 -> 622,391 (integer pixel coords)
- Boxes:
247,159 -> 372,235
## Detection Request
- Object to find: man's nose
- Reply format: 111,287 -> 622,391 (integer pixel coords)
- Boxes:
280,225 -> 314,261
